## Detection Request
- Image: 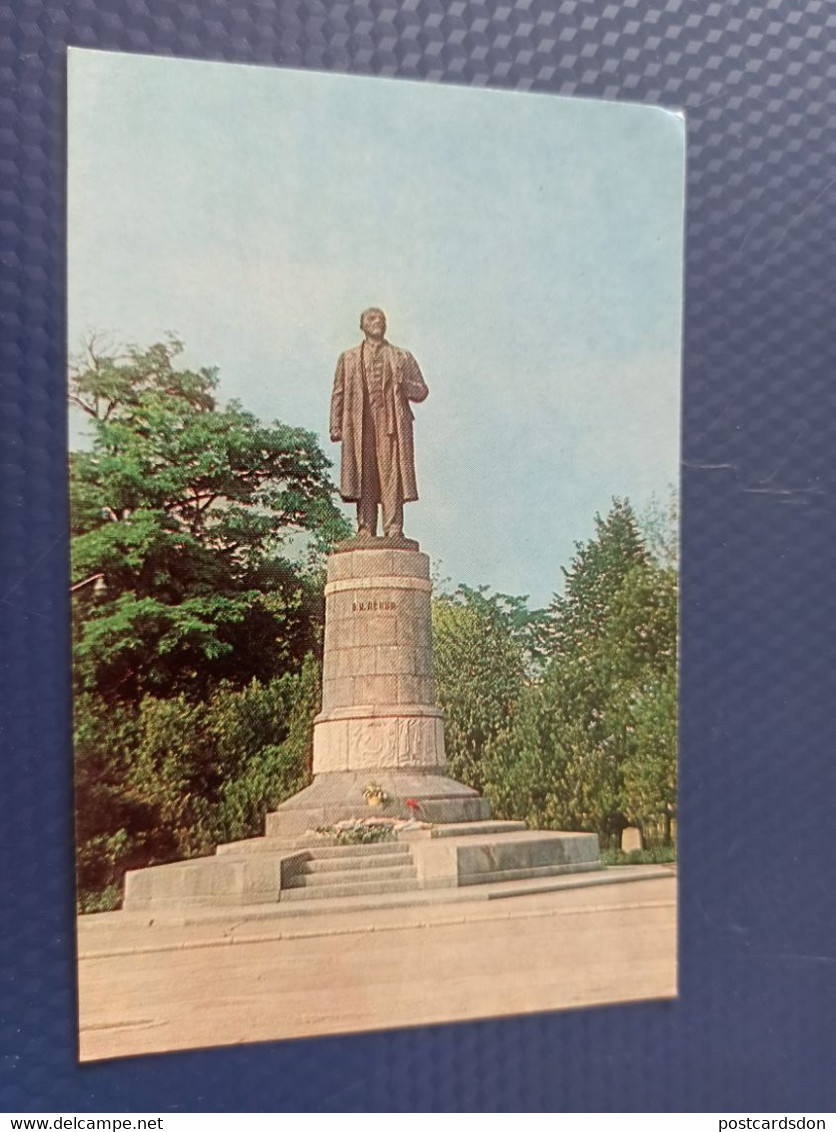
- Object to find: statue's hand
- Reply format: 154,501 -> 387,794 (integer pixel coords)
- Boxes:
330,431 -> 342,443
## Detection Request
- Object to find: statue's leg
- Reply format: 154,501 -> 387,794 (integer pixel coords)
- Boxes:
358,406 -> 381,536
357,497 -> 378,536
381,494 -> 403,538
378,431 -> 403,538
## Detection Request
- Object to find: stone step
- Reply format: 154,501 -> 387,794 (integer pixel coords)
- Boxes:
284,864 -> 418,888
431,820 -> 528,838
280,876 -> 422,901
216,838 -> 411,858
460,861 -> 602,886
304,842 -> 412,860
300,852 -> 413,874
216,837 -> 311,856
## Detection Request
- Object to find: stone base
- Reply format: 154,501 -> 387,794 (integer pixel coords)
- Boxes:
264,770 -> 491,837
124,852 -> 287,911
122,820 -> 601,911
334,533 -> 420,552
409,828 -> 601,888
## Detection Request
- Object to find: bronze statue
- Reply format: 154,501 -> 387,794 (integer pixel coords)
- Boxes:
330,308 -> 428,539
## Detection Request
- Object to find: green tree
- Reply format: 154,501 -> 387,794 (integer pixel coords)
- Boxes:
550,498 -> 652,657
432,585 -> 539,791
484,499 -> 678,845
212,653 -> 321,844
620,666 -> 677,842
70,336 -> 348,702
73,693 -> 145,911
640,486 -> 679,571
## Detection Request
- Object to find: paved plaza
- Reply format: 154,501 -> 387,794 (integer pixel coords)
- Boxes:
77,868 -> 676,1062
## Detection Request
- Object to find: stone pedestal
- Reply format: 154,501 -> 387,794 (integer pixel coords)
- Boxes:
267,538 -> 490,835
315,544 -> 442,773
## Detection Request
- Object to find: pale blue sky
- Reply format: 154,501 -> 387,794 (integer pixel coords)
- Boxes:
68,49 -> 684,608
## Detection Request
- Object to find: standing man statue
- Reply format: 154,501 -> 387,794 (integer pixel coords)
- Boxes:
330,308 -> 428,539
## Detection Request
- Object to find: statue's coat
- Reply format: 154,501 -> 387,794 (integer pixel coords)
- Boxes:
330,342 -> 428,503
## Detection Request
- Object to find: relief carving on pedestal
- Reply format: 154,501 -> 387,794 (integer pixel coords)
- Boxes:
355,718 -> 399,769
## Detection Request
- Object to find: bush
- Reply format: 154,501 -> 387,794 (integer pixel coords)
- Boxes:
600,845 -> 677,866
75,655 -> 321,911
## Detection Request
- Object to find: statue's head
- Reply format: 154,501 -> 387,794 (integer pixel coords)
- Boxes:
360,308 -> 387,339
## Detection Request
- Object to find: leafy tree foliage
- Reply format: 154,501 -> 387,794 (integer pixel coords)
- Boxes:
71,338 -> 347,909
431,585 -> 544,790
74,662 -> 319,911
70,337 -> 348,702
620,666 -> 677,841
479,500 -> 678,844
640,487 -> 679,571
550,498 -> 652,656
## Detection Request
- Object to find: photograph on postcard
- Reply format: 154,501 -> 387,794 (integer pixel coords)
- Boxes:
68,49 -> 684,1061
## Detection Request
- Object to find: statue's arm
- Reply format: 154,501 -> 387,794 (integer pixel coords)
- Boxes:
401,352 -> 429,403
330,355 -> 345,441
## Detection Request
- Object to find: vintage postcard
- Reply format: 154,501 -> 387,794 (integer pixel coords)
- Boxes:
68,49 -> 684,1061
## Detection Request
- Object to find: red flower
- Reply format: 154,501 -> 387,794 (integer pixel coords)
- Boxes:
405,798 -> 422,813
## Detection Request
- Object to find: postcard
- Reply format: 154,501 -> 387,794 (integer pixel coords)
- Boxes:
68,48 -> 684,1062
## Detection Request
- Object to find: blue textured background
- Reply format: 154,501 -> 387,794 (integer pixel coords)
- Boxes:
2,0 -> 835,1113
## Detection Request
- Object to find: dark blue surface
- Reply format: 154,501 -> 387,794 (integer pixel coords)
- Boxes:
2,0 -> 836,1112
